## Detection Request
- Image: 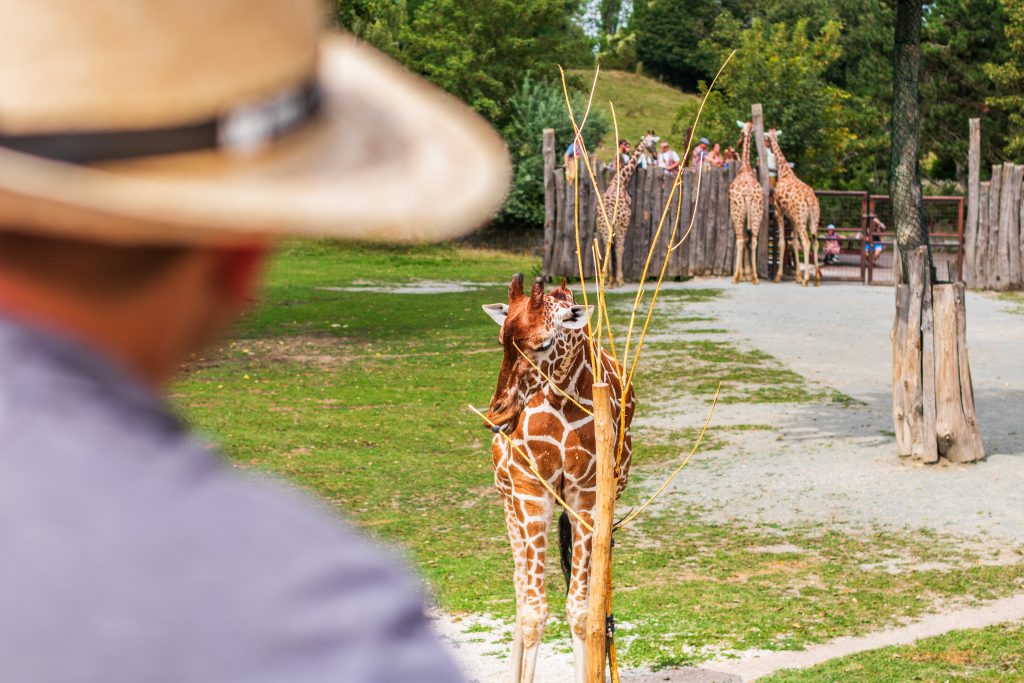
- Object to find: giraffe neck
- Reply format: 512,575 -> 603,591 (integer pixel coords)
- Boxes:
544,327 -> 594,404
770,137 -> 794,180
741,129 -> 752,173
616,149 -> 643,186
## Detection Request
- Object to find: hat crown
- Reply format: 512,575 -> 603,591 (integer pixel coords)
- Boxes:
0,0 -> 321,135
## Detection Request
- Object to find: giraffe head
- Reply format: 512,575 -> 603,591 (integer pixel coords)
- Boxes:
482,273 -> 593,432
636,131 -> 659,158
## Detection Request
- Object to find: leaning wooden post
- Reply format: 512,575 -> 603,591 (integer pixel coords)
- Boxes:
586,382 -> 616,683
543,128 -> 557,280
751,104 -> 771,279
964,119 -> 980,287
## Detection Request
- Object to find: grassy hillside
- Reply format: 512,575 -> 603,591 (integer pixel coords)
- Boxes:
569,69 -> 698,160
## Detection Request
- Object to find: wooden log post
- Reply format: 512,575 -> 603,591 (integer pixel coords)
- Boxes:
976,181 -> 990,288
585,382 -> 616,683
996,163 -> 1015,290
986,165 -> 1002,289
964,118 -> 980,287
752,104 -> 771,279
1010,165 -> 1023,287
933,283 -> 985,462
543,128 -> 556,280
919,254 -> 938,463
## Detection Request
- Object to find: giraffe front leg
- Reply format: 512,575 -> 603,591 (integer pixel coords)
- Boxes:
613,231 -> 627,288
563,502 -> 594,683
514,492 -> 553,683
772,202 -> 785,282
800,230 -> 811,287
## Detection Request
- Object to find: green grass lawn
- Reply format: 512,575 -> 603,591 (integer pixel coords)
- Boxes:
172,240 -> 1024,669
569,69 -> 697,160
762,621 -> 1024,682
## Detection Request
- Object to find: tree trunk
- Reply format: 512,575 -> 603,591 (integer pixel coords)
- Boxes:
889,0 -> 983,464
891,0 -> 929,279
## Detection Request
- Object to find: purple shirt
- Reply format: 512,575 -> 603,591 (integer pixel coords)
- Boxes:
0,316 -> 464,683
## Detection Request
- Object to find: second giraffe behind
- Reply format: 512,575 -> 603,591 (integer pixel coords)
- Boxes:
766,129 -> 821,286
598,132 -> 659,287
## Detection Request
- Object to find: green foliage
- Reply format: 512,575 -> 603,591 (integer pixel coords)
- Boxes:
401,0 -> 594,124
597,30 -> 638,71
631,0 -> 723,90
335,0 -> 408,58
985,0 -> 1024,158
924,0 -> 1009,181
676,18 -> 851,186
501,77 -> 609,227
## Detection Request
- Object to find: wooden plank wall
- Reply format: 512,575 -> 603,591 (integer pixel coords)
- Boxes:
543,163 -> 739,281
964,121 -> 1024,291
964,160 -> 1024,291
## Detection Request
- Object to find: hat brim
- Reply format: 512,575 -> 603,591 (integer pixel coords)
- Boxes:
0,34 -> 511,245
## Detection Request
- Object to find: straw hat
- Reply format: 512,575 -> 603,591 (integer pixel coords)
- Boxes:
0,0 -> 511,244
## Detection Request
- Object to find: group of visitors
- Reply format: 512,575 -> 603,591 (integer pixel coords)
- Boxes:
599,135 -> 740,178
689,137 -> 739,170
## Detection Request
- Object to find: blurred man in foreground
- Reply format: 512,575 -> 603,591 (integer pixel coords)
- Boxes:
0,0 -> 509,680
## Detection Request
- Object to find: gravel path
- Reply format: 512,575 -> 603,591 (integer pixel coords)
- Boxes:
634,279 -> 1024,543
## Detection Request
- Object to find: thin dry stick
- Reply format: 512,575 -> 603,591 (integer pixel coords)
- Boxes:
614,383 -> 721,530
619,50 -> 737,380
513,341 -> 593,417
469,404 -> 594,533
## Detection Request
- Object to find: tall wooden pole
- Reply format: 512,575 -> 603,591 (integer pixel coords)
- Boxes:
543,128 -> 557,280
751,104 -> 770,279
964,119 -> 980,287
586,382 -> 616,683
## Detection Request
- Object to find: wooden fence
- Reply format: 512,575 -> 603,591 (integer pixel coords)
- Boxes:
965,118 -> 1024,290
542,161 -> 740,281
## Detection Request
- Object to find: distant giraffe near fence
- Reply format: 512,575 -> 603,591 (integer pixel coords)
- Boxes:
766,129 -> 820,286
728,121 -> 765,284
482,273 -> 635,683
598,132 -> 658,287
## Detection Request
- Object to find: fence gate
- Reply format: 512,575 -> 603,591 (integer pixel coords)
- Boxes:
769,191 -> 964,285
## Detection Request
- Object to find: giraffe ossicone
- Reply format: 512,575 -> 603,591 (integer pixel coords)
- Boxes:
482,273 -> 635,683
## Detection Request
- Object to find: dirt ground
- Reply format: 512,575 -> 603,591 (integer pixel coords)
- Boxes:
437,278 -> 1024,682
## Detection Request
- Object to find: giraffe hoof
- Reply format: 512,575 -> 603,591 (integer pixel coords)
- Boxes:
752,278 -> 759,285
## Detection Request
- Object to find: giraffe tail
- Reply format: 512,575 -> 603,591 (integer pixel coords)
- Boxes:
558,510 -> 573,592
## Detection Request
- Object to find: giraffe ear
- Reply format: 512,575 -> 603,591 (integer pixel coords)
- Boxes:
559,304 -> 593,330
736,120 -> 746,129
482,303 -> 508,326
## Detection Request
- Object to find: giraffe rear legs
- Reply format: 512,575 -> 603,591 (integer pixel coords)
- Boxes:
748,233 -> 760,285
732,236 -> 746,283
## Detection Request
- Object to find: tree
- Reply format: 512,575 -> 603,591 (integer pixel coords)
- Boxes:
985,0 -> 1024,158
334,0 -> 409,58
922,0 -> 1009,183
501,77 -> 609,227
631,0 -> 722,90
401,0 -> 593,124
676,17 -> 850,185
891,0 -> 928,263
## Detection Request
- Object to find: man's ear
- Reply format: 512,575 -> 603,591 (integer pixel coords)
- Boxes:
482,303 -> 508,326
559,304 -> 593,330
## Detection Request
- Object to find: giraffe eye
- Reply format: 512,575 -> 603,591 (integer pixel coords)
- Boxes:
536,337 -> 554,352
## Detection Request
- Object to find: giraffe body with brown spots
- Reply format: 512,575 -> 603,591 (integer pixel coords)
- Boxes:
598,133 -> 658,287
728,121 -> 764,284
482,274 -> 635,683
766,129 -> 820,286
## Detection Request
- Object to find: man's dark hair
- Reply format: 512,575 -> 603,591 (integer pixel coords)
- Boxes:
0,231 -> 188,296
